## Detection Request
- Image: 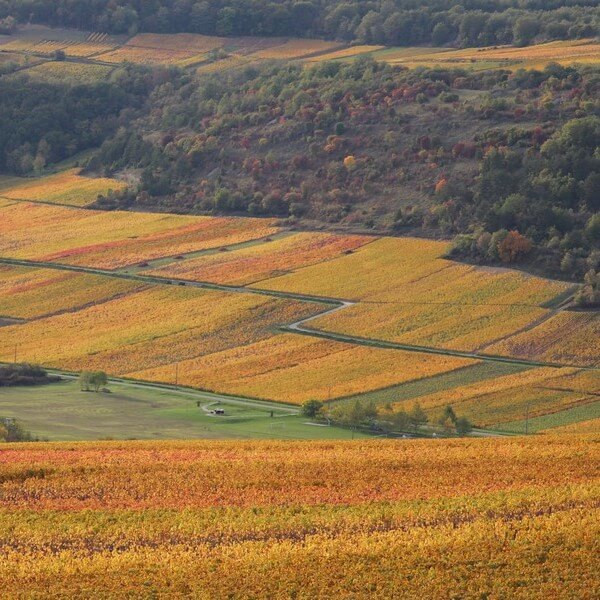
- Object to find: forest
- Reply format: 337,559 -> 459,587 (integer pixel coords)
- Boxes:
0,0 -> 598,46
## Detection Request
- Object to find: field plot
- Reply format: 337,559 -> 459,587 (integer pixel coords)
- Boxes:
0,200 -> 279,268
149,232 -> 373,285
0,280 -> 319,375
0,51 -> 42,67
0,266 -> 473,403
0,265 -> 141,320
305,45 -> 384,62
391,366 -> 600,428
0,437 -> 598,597
0,168 -> 125,206
488,311 -> 600,367
21,61 -> 113,83
131,333 -> 476,404
95,33 -> 225,65
549,417 -> 600,434
254,237 -> 573,352
0,26 -> 119,57
252,38 -> 343,59
368,39 -> 600,71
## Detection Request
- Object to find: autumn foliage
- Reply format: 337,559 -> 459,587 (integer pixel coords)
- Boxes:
0,437 -> 598,598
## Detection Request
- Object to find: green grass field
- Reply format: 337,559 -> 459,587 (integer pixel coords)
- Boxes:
496,399 -> 600,434
0,379 -> 371,441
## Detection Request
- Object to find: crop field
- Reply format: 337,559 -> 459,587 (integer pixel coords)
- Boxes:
1,437 -> 598,597
0,265 -> 142,320
0,263 -> 476,403
131,333 -> 476,404
0,200 -> 279,268
392,366 -> 600,428
21,61 -> 113,83
253,237 -> 572,352
252,38 -> 343,59
368,39 -> 600,70
488,311 -> 600,367
149,231 -> 373,285
550,417 -> 600,434
0,51 -> 42,67
305,44 -> 385,62
0,26 -> 119,57
1,199 -> 596,420
0,168 -> 125,206
0,280 -> 320,375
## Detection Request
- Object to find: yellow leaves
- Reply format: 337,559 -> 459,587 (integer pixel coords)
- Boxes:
0,265 -> 141,319
252,236 -> 572,352
130,333 -> 475,403
343,155 -> 357,170
489,312 -> 600,367
1,438 -> 597,596
0,168 -> 126,207
149,232 -> 371,286
0,201 -> 279,268
0,284 -> 319,377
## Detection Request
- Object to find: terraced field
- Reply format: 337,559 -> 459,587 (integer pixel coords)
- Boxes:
1,437 -> 598,597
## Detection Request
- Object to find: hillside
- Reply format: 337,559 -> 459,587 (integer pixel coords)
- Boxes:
1,29 -> 597,278
89,60 -> 599,278
0,195 -> 598,436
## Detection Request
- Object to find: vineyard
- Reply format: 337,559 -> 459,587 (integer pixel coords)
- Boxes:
249,237 -> 575,354
0,9 -> 598,596
0,200 -> 279,268
0,196 -> 597,426
0,168 -> 126,206
1,437 -> 598,597
3,25 -> 596,81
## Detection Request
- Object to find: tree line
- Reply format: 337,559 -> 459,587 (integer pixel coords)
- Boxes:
301,399 -> 474,437
0,0 -> 598,46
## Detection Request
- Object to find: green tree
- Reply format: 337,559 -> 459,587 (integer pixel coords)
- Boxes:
301,400 -> 323,419
79,371 -> 92,392
408,402 -> 428,432
90,371 -> 108,392
455,416 -> 473,437
438,405 -> 457,433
